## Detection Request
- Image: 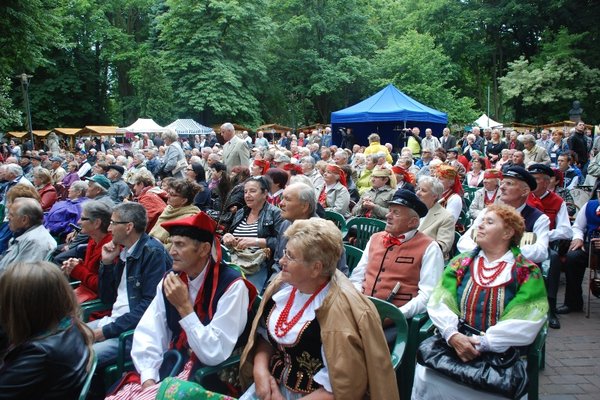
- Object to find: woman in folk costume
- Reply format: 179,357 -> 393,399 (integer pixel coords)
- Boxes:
239,218 -> 398,400
318,164 -> 351,218
469,169 -> 503,220
436,164 -> 464,223
392,165 -> 416,192
413,205 -> 547,399
106,211 -> 257,400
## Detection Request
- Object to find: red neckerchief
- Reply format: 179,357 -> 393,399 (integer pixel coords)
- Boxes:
484,189 -> 498,205
318,186 -> 328,207
383,233 -> 405,248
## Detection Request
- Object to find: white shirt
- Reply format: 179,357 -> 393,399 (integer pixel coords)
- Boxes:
257,282 -> 332,393
572,201 -> 592,241
457,203 -> 550,264
539,191 -> 572,242
429,251 -> 546,352
132,266 -> 249,383
94,240 -> 141,328
440,193 -> 462,223
349,230 -> 444,318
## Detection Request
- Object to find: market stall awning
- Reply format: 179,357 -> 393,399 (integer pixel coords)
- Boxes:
116,118 -> 165,134
7,130 -> 51,138
257,124 -> 293,134
165,119 -> 212,136
78,126 -> 119,135
53,128 -> 82,136
474,114 -> 503,129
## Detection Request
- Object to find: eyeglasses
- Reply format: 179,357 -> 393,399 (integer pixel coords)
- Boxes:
168,192 -> 183,197
110,220 -> 131,225
80,217 -> 91,221
282,249 -> 303,263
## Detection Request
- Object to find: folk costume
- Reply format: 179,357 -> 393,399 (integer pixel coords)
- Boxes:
412,248 -> 548,399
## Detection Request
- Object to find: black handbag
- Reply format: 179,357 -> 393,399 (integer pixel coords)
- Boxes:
416,327 -> 528,399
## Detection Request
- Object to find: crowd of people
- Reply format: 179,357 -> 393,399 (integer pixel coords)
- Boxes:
0,119 -> 597,399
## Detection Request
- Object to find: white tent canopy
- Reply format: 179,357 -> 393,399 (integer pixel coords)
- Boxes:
474,114 -> 503,129
165,119 -> 213,136
116,118 -> 165,134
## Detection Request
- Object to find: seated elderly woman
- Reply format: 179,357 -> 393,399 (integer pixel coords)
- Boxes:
33,167 -> 58,211
0,261 -> 93,398
464,157 -> 484,188
318,164 -> 351,218
149,179 -> 200,248
223,176 -> 283,292
412,205 -> 547,400
416,176 -> 455,259
469,169 -> 503,220
240,218 -> 399,400
436,164 -> 464,223
43,180 -> 89,239
356,154 -> 376,195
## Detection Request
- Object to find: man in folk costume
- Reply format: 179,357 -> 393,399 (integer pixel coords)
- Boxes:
107,211 -> 257,399
458,166 -> 550,265
350,189 -> 445,318
528,164 -> 573,329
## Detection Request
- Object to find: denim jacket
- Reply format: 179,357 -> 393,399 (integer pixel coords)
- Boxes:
228,202 -> 283,254
98,233 -> 172,339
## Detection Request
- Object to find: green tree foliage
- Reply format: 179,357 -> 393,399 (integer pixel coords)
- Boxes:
156,0 -> 270,126
0,78 -> 22,131
500,56 -> 600,124
372,30 -> 478,124
262,0 -> 380,125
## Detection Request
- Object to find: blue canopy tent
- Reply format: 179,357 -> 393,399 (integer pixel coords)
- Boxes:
330,84 -> 448,148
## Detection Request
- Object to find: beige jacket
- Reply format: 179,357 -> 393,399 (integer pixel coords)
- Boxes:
419,202 -> 455,258
240,270 -> 399,400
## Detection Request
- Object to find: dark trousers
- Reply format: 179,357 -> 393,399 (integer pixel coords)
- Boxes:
546,248 -> 561,300
561,248 -> 589,310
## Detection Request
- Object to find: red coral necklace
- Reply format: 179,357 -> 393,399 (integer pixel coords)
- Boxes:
274,281 -> 328,338
477,257 -> 507,286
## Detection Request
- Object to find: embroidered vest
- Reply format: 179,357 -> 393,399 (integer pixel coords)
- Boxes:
362,231 -> 433,307
538,191 -> 564,230
163,263 -> 248,372
585,200 -> 600,241
265,299 -> 324,394
457,265 -> 518,332
520,204 -> 543,233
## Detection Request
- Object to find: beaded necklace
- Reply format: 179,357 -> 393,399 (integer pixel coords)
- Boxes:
476,257 -> 508,286
274,281 -> 328,338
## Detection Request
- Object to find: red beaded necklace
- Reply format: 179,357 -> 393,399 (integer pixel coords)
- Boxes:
274,281 -> 329,338
476,257 -> 507,286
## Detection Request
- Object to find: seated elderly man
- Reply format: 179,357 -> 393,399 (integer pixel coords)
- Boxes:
350,189 -> 444,318
273,182 -> 348,276
351,168 -> 396,219
85,174 -> 115,207
458,166 -> 550,265
106,164 -> 131,203
106,212 -> 255,398
0,197 -> 56,271
88,203 -> 171,369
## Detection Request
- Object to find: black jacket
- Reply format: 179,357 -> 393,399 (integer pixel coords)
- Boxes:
0,322 -> 89,399
228,202 -> 283,255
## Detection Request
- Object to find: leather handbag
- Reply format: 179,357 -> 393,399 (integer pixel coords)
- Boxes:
416,333 -> 528,399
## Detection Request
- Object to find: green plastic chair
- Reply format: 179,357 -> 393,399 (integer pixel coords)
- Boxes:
344,244 -> 363,275
450,231 -> 462,258
79,352 -> 97,400
368,296 -> 408,370
346,217 -> 386,250
398,313 -> 430,399
324,210 -> 348,237
527,324 -> 547,400
80,299 -> 112,322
